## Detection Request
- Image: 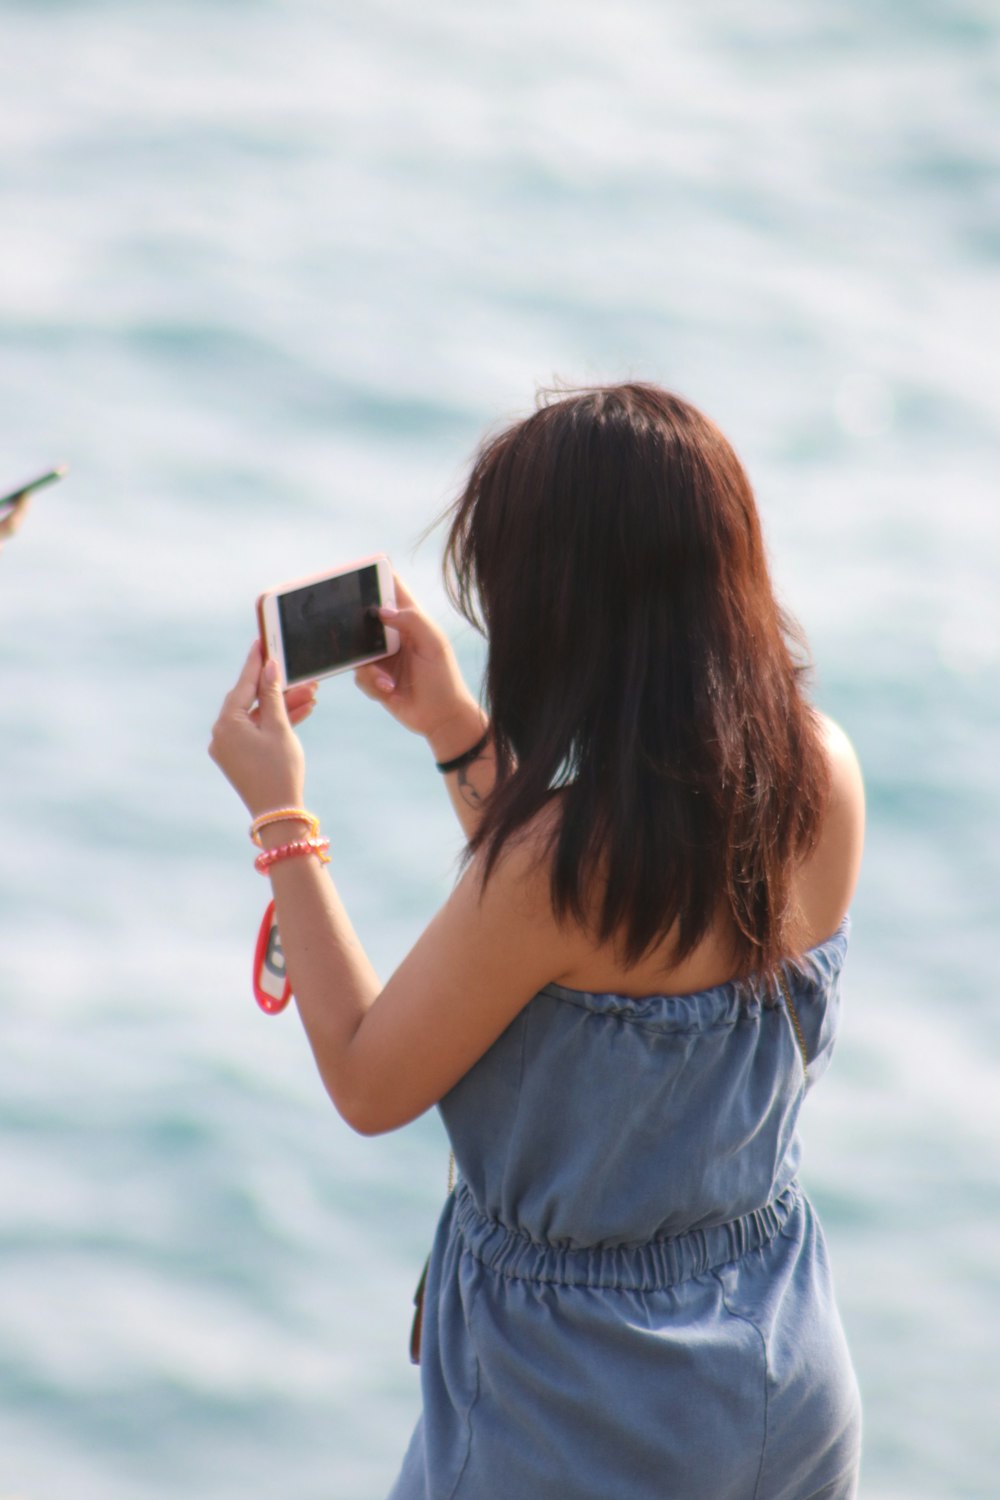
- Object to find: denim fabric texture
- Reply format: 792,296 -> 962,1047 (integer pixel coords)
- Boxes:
389,922 -> 861,1500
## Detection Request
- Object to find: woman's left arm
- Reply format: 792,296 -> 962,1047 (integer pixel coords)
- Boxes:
210,644 -> 570,1136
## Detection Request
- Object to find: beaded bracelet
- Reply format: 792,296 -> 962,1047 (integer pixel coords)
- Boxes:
250,807 -> 320,847
254,836 -> 331,874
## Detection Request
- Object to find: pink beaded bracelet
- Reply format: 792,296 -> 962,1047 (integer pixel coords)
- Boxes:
254,836 -> 331,874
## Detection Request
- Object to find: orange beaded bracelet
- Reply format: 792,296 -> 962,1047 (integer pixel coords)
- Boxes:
249,807 -> 320,847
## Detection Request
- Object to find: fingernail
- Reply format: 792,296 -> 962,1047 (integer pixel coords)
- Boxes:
379,605 -> 399,619
376,674 -> 394,692
263,659 -> 279,684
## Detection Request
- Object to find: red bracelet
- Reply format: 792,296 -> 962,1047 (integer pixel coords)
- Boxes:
254,836 -> 331,874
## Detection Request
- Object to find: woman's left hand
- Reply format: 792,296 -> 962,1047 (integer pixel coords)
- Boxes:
209,641 -> 317,816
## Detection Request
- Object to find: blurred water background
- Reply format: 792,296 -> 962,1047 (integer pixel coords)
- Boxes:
0,1 -> 998,1496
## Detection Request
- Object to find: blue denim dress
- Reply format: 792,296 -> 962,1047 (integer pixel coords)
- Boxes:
390,923 -> 861,1500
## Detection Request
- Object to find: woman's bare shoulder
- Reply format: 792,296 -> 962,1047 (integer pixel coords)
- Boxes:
792,712 -> 865,948
473,797 -> 563,921
817,709 -> 862,770
818,712 -> 865,834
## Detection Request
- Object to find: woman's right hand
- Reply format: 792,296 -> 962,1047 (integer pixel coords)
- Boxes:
354,576 -> 486,758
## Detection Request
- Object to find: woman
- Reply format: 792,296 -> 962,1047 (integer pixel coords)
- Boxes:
210,383 -> 865,1499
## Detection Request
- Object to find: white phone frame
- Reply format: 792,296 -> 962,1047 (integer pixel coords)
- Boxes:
256,553 -> 400,687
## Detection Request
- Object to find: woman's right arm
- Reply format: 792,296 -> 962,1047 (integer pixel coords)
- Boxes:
354,577 -> 495,842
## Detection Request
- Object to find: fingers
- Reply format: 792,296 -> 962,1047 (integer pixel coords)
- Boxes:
257,655 -> 291,728
282,679 -> 317,727
378,574 -> 427,644
248,678 -> 318,724
354,662 -> 396,702
378,603 -> 440,661
377,602 -> 406,633
0,496 -> 31,541
287,697 -> 317,728
284,681 -> 318,714
223,639 -> 264,715
391,574 -> 418,609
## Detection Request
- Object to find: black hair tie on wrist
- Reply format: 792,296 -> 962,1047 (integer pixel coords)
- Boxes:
435,729 -> 491,775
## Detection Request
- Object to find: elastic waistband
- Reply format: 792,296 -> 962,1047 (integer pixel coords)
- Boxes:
453,1181 -> 800,1291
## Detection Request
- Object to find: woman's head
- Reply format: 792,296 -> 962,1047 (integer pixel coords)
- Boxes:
445,383 -> 829,977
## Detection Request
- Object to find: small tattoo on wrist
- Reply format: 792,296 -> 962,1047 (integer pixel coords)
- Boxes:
457,766 -> 483,808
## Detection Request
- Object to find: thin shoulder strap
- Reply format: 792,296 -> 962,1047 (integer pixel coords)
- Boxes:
778,968 -> 809,1074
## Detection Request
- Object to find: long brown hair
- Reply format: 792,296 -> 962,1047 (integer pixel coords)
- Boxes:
444,383 -> 829,979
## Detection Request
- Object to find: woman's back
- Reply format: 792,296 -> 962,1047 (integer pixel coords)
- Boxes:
441,920 -> 848,1248
550,712 -> 864,1000
393,714 -> 864,1499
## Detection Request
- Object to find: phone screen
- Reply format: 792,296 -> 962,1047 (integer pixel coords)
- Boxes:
278,564 -> 386,680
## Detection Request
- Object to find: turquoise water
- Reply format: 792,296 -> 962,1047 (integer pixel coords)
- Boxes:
1,1 -> 998,1495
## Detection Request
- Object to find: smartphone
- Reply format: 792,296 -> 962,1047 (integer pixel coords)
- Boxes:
0,464 -> 68,523
257,554 -> 400,687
